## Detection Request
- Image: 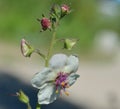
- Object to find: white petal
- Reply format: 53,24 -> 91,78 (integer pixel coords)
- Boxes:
31,68 -> 57,89
38,83 -> 60,104
49,54 -> 68,69
64,55 -> 79,73
67,73 -> 80,86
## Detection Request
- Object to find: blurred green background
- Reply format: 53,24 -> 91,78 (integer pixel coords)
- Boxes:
0,0 -> 120,56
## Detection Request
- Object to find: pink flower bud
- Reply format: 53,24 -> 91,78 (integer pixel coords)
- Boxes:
61,4 -> 70,13
41,17 -> 51,30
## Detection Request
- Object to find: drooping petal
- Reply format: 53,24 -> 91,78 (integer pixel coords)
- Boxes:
49,54 -> 68,69
67,73 -> 80,86
37,83 -> 60,104
31,68 -> 57,89
63,55 -> 79,74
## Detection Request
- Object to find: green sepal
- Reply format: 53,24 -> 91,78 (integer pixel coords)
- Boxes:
17,90 -> 29,104
25,46 -> 34,57
21,39 -> 34,57
64,39 -> 79,50
50,4 -> 61,19
60,10 -> 71,18
50,4 -> 61,29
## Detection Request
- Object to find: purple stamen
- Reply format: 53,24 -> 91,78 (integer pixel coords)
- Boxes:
55,72 -> 68,93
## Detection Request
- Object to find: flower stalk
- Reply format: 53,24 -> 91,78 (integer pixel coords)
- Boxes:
35,49 -> 47,61
27,102 -> 32,109
36,103 -> 41,109
45,30 -> 56,67
17,90 -> 32,109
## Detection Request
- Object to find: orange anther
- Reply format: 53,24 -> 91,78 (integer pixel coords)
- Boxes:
61,82 -> 65,86
66,85 -> 70,88
64,91 -> 69,96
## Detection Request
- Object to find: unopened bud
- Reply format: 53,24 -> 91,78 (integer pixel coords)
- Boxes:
40,17 -> 51,31
21,39 -> 34,57
61,4 -> 70,18
16,90 -> 29,104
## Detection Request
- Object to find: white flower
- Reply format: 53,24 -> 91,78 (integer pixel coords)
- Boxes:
31,54 -> 80,104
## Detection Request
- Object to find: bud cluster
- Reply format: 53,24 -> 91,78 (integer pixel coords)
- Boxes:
20,4 -> 78,58
37,4 -> 70,31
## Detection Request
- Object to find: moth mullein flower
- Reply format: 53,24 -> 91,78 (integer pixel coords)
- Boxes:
21,39 -> 34,57
40,17 -> 51,31
31,54 -> 80,104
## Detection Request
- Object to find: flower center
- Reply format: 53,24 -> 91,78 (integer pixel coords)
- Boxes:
55,72 -> 69,96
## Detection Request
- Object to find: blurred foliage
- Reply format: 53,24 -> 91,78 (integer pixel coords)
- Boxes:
0,0 -> 120,53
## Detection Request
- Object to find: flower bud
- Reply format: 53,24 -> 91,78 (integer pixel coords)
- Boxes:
40,17 -> 51,31
64,39 -> 78,50
61,4 -> 70,17
16,90 -> 29,104
21,39 -> 34,57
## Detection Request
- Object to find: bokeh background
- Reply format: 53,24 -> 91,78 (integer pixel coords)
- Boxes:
0,0 -> 120,109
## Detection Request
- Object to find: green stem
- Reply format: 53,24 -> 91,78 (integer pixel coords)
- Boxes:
27,102 -> 32,109
36,103 -> 41,109
45,30 -> 56,67
35,49 -> 47,61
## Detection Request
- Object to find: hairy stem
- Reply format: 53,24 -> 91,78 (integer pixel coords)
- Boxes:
45,30 -> 56,67
35,49 -> 47,61
27,102 -> 32,109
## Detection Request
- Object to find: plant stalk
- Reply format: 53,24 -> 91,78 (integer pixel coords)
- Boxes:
27,102 -> 32,109
35,49 -> 47,61
45,30 -> 56,67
